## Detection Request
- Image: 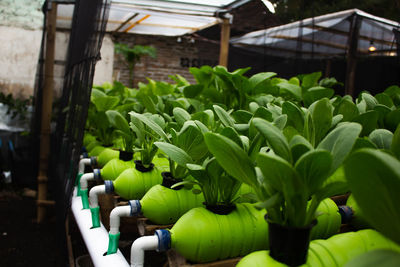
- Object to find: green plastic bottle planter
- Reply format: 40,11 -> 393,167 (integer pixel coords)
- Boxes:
99,158 -> 136,181
96,148 -> 119,168
346,194 -> 372,229
140,184 -> 205,224
106,184 -> 205,255
236,229 -> 400,267
106,165 -> 163,200
83,133 -> 96,147
159,199 -> 340,263
85,141 -> 102,153
169,203 -> 268,263
88,145 -> 107,157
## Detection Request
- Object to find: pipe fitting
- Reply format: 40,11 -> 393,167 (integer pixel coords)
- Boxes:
89,185 -> 106,208
130,235 -> 159,267
129,200 -> 141,216
109,206 -> 132,235
155,229 -> 171,252
90,156 -> 98,168
105,180 -> 114,194
80,173 -> 94,191
338,205 -> 353,224
79,158 -> 91,174
93,169 -> 101,180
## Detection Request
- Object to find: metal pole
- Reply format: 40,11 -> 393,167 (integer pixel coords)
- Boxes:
345,14 -> 361,96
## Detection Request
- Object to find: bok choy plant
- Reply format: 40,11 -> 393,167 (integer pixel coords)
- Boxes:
205,117 -> 362,227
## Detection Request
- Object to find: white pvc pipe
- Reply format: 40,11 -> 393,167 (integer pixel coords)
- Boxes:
109,206 -> 131,235
89,185 -> 106,208
80,173 -> 94,190
130,235 -> 159,267
71,187 -> 129,267
79,158 -> 91,174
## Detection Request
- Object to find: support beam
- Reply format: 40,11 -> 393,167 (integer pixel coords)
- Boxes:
345,14 -> 362,96
37,1 -> 57,223
218,14 -> 232,67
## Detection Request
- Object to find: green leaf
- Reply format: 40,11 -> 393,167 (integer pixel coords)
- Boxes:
392,125 -> 400,160
129,112 -> 169,141
375,93 -> 394,108
220,127 -> 243,149
253,107 -> 273,122
361,92 -> 378,110
253,118 -> 292,163
295,150 -> 332,195
289,135 -> 313,163
256,152 -> 296,194
317,122 -> 362,172
183,84 -> 204,98
344,250 -> 400,267
273,114 -> 287,130
301,72 -> 322,90
345,149 -> 400,245
154,142 -> 193,166
232,110 -> 253,123
385,109 -> 400,132
282,101 -> 304,132
352,111 -> 379,136
303,86 -> 334,107
173,107 -> 191,126
106,110 -> 130,135
177,121 -> 208,161
277,82 -> 302,101
369,129 -> 393,150
309,98 -> 333,146
336,98 -> 359,121
213,105 -> 235,127
204,133 -> 257,187
249,72 -> 277,89
91,95 -> 119,112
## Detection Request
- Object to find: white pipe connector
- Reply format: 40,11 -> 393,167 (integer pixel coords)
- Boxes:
89,184 -> 106,208
109,206 -> 131,235
80,173 -> 94,190
130,235 -> 159,267
78,158 -> 91,174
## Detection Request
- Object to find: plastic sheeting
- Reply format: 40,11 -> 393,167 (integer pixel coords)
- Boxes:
57,0 -> 249,36
231,9 -> 399,58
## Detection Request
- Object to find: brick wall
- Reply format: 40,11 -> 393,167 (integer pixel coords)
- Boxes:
113,34 -> 219,87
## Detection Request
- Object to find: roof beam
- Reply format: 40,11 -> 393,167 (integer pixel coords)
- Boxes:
114,13 -> 139,33
124,14 -> 150,32
270,34 -> 347,50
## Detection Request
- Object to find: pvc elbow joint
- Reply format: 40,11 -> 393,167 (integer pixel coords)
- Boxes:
89,185 -> 106,208
80,173 -> 94,190
129,230 -> 171,266
78,158 -> 91,174
130,235 -> 160,267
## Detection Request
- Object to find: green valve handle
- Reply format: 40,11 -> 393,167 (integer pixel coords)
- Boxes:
81,189 -> 89,209
90,206 -> 100,228
76,173 -> 83,196
107,232 -> 121,254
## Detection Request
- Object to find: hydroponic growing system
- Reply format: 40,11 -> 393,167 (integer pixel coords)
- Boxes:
71,66 -> 400,267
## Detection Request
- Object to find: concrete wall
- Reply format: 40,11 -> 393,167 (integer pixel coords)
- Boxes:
93,34 -> 114,86
0,26 -> 43,98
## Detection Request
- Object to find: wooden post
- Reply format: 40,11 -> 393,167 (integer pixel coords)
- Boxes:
218,15 -> 232,67
37,1 -> 57,223
345,14 -> 361,97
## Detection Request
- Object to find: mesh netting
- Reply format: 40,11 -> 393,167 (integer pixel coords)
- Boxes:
31,0 -> 110,263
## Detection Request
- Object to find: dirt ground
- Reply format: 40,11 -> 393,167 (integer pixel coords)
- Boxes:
0,184 -> 167,267
0,186 -> 57,267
